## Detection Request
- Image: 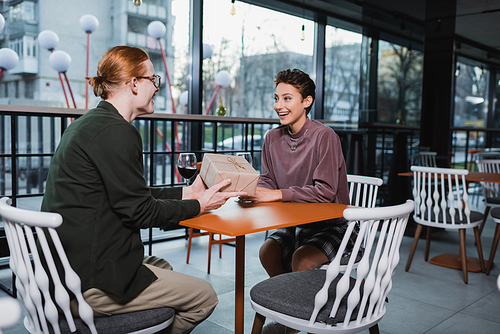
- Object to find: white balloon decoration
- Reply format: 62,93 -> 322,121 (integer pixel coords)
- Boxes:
0,48 -> 19,70
215,71 -> 231,88
179,91 -> 189,106
147,21 -> 166,39
203,43 -> 213,60
0,13 -> 5,33
38,30 -> 59,51
79,14 -> 99,33
49,50 -> 72,73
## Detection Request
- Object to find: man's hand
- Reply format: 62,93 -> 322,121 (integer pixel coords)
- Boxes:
238,186 -> 282,203
198,179 -> 247,214
182,175 -> 207,200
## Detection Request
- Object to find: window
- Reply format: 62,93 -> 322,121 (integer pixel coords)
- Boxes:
454,58 -> 489,128
324,26 -> 362,123
202,0 -> 315,118
377,40 -> 423,125
9,1 -> 36,23
494,71 -> 500,128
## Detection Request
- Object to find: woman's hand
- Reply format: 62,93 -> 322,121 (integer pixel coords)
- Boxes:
197,179 -> 247,214
238,186 -> 282,203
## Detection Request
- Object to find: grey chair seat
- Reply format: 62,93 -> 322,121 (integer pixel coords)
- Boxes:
421,210 -> 484,225
486,197 -> 500,205
490,207 -> 500,219
250,270 -> 366,326
55,307 -> 175,334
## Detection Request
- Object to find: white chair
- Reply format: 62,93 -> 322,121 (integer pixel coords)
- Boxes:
405,166 -> 485,284
250,200 -> 414,334
0,197 -> 174,334
418,151 -> 437,167
347,174 -> 383,208
318,174 -> 384,271
476,159 -> 500,236
0,297 -> 22,333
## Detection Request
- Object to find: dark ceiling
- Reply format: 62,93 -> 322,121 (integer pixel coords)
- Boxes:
357,0 -> 500,49
285,0 -> 500,64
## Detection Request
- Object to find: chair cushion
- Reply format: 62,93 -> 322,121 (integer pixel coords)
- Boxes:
420,210 -> 483,224
486,197 -> 500,205
250,270 -> 365,326
54,307 -> 175,334
490,207 -> 500,220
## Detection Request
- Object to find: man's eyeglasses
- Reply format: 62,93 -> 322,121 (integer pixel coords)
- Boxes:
137,74 -> 161,89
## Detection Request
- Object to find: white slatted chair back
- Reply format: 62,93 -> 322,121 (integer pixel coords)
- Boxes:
475,151 -> 500,160
318,175 -> 383,271
347,174 -> 383,208
0,197 -> 97,334
311,200 -> 413,330
476,159 -> 500,200
250,200 -> 414,333
418,151 -> 437,167
411,166 -> 479,229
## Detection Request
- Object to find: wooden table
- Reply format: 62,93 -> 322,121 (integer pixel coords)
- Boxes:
399,171 -> 500,273
180,199 -> 347,334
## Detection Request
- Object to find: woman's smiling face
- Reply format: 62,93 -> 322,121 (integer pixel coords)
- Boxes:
274,82 -> 312,133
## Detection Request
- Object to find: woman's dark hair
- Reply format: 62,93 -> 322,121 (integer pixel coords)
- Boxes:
87,46 -> 150,100
274,69 -> 316,114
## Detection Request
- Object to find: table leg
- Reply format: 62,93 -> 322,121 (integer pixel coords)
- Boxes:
235,235 -> 245,334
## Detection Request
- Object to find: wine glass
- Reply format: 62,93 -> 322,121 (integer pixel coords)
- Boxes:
177,153 -> 198,185
236,152 -> 253,166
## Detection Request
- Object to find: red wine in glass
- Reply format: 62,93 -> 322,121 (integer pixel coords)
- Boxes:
177,153 -> 197,185
178,166 -> 197,179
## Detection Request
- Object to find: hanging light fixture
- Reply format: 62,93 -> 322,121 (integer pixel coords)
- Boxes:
300,1 -> 306,41
408,44 -> 413,58
369,41 -> 374,56
230,0 -> 236,15
455,64 -> 461,77
133,0 -> 142,7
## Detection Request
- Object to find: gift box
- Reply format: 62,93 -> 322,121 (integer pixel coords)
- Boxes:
200,153 -> 259,196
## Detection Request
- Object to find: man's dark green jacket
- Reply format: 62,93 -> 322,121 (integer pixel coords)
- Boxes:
42,101 -> 200,298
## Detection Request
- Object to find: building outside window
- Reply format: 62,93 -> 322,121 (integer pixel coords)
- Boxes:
377,40 -> 423,126
454,58 -> 489,129
324,26 -> 362,124
202,0 -> 315,119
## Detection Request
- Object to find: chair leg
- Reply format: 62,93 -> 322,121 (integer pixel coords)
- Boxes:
459,229 -> 468,284
208,232 -> 214,274
405,224 -> 423,272
186,228 -> 194,264
369,323 -> 380,334
251,313 -> 266,334
473,226 -> 485,273
486,223 -> 500,275
219,234 -> 223,258
479,206 -> 491,236
424,227 -> 432,262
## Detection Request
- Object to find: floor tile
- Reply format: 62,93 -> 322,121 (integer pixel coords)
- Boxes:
426,312 -> 500,334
